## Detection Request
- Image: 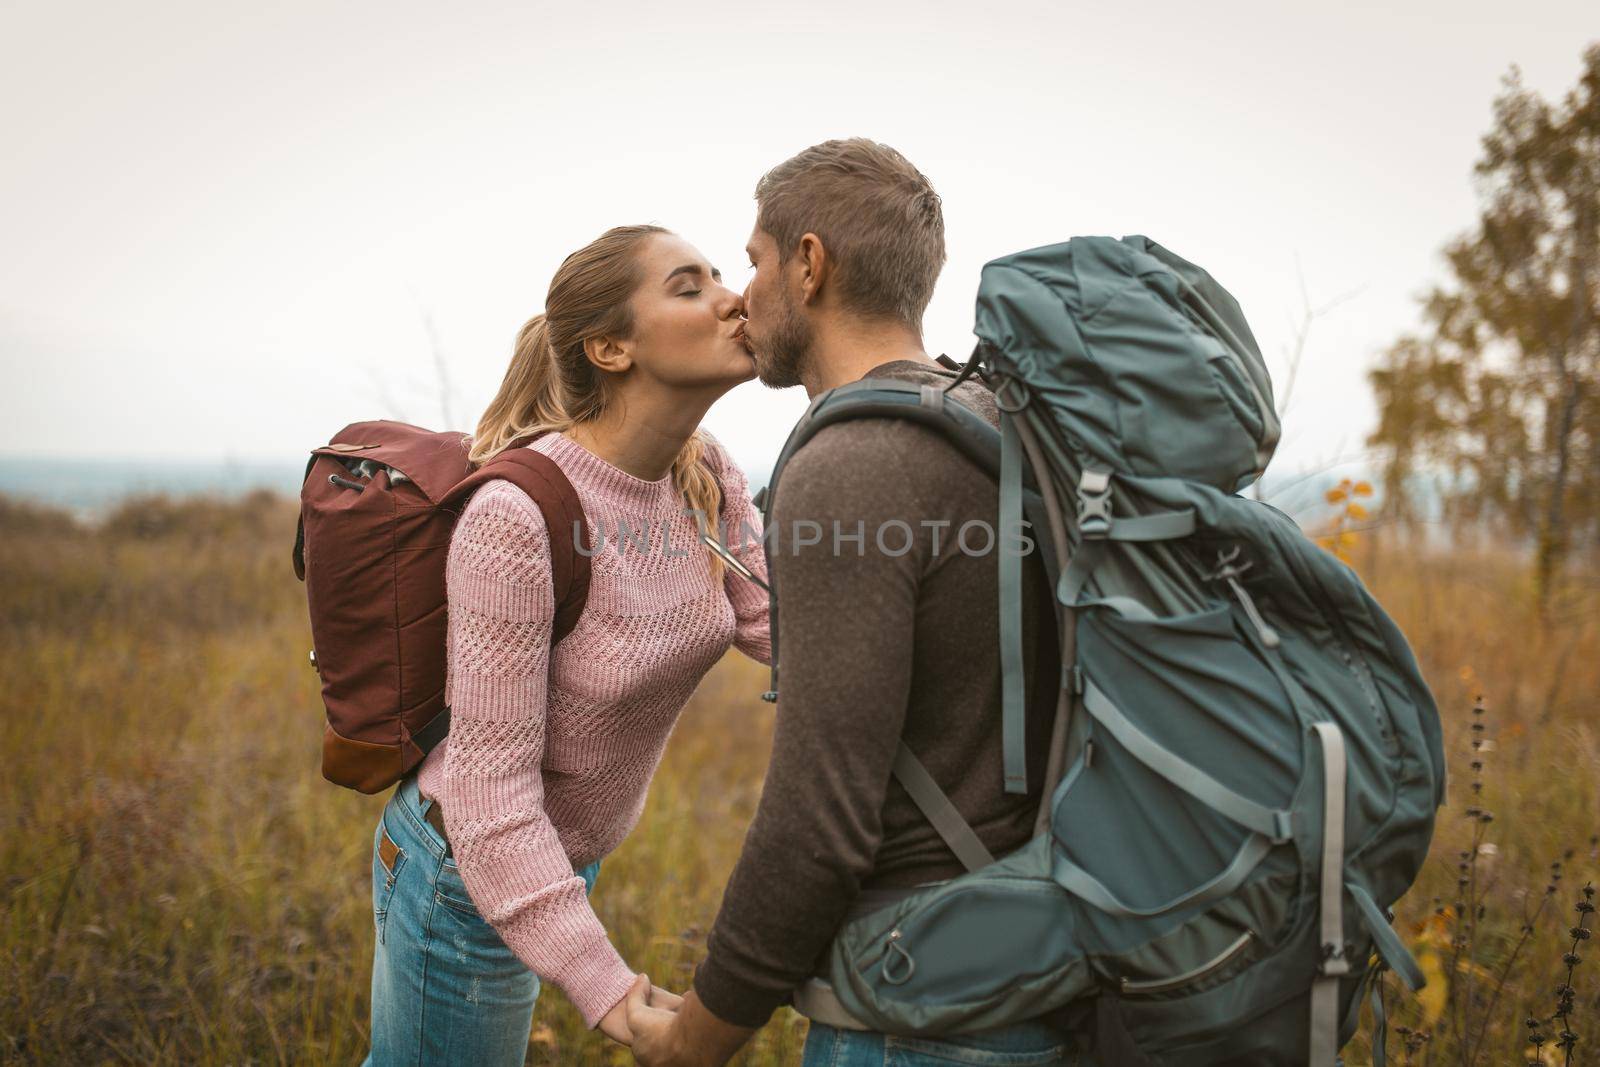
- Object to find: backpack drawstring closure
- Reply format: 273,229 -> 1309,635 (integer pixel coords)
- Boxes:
1206,546 -> 1281,649
328,457 -> 412,492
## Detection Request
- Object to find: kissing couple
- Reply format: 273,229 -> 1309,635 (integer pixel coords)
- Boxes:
363,138 -> 1074,1067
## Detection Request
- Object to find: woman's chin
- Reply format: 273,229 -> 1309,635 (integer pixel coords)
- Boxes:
725,348 -> 759,383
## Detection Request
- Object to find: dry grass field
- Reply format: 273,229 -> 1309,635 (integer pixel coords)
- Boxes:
1,491 -> 1596,1065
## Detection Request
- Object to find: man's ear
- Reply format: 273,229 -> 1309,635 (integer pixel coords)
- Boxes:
583,334 -> 632,375
794,232 -> 829,306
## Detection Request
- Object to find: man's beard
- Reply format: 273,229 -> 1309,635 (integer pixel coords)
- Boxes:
751,288 -> 812,389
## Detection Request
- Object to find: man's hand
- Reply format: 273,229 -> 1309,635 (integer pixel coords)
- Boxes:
648,985 -> 685,1011
599,974 -> 653,1046
624,977 -> 682,1065
625,985 -> 755,1067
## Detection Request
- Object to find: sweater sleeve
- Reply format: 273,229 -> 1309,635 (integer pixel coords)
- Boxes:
438,480 -> 639,1028
692,422 -> 929,1026
703,434 -> 772,666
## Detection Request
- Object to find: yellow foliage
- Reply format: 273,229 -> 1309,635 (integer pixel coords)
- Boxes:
1415,949 -> 1450,1026
1404,898 -> 1500,1033
1410,906 -> 1453,941
1316,478 -> 1371,564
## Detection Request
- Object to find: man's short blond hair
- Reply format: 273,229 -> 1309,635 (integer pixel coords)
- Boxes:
755,139 -> 946,329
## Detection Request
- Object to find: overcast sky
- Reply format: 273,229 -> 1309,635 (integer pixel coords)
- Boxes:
2,0 -> 1595,485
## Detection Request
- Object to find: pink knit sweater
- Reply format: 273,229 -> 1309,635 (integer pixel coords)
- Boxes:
415,430 -> 771,1028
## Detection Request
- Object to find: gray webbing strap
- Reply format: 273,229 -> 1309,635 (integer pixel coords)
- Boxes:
1309,721 -> 1349,1067
1076,595 -> 1158,621
892,742 -> 995,873
1350,884 -> 1425,992
1057,538 -> 1107,605
1052,831 -> 1272,919
1370,965 -> 1388,1067
1081,679 -> 1293,842
825,378 -> 922,401
1102,509 -> 1198,541
999,414 -> 1028,794
1012,411 -> 1078,836
1043,732 -> 1094,831
791,980 -> 872,1031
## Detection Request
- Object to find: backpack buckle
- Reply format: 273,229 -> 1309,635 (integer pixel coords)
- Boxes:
1066,663 -> 1085,696
1318,940 -> 1354,977
1076,470 -> 1113,539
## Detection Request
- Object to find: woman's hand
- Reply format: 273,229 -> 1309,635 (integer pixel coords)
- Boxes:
648,984 -> 685,1011
627,986 -> 751,1067
599,974 -> 651,1045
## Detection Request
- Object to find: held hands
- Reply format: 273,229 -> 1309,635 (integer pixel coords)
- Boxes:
622,982 -> 756,1067
599,975 -> 684,1049
603,975 -> 751,1067
624,976 -> 694,1066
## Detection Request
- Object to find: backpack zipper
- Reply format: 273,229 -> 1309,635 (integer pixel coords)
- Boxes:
1293,554 -> 1390,742
1119,930 -> 1254,995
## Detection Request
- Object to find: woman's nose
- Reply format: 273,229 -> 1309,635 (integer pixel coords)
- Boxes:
717,284 -> 746,320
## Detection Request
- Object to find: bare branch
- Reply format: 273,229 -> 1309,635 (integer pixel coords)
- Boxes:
416,304 -> 458,429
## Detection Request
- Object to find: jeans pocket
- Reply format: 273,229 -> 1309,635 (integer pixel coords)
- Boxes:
434,859 -> 482,918
798,1021 -> 843,1067
372,819 -> 408,945
887,1025 -> 1073,1066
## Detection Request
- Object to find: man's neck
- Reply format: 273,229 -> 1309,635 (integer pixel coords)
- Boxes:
800,316 -> 938,397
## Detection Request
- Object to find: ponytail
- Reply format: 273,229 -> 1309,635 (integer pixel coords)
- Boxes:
673,430 -> 726,584
467,314 -> 571,465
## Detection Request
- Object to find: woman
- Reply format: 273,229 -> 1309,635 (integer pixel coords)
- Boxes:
364,225 -> 772,1065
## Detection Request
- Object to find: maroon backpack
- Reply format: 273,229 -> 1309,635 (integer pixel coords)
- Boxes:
292,420 -> 591,794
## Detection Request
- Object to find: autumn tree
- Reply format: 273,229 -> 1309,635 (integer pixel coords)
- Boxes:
1368,44 -> 1599,615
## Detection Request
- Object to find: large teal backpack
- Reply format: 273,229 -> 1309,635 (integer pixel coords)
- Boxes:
760,237 -> 1446,1066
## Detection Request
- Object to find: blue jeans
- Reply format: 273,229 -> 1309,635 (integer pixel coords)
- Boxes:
801,1020 -> 1082,1066
364,775 -> 602,1066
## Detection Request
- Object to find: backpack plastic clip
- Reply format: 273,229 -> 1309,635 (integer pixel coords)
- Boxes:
1318,940 -> 1355,978
1076,470 -> 1114,539
1067,662 -> 1086,696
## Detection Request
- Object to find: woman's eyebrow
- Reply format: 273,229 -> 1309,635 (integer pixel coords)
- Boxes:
663,264 -> 721,284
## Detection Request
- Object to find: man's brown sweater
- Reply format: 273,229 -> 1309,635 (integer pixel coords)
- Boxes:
691,358 -> 1060,1027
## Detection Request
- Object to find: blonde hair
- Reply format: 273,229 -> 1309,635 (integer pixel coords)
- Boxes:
469,224 -> 726,581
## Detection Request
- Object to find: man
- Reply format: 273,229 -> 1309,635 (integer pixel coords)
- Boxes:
627,139 -> 1073,1066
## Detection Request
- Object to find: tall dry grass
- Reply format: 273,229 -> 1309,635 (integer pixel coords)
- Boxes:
0,492 -> 1595,1064
0,492 -> 798,1065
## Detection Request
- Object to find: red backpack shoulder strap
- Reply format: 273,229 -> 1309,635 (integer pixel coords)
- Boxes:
442,448 -> 592,643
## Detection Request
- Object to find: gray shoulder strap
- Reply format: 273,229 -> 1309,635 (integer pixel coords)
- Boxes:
892,742 -> 995,873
